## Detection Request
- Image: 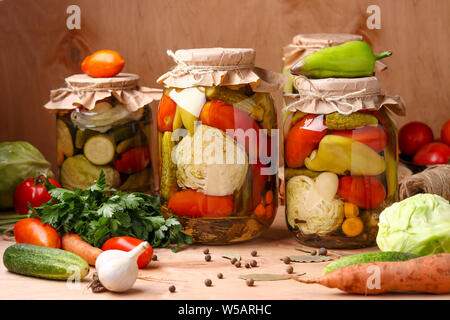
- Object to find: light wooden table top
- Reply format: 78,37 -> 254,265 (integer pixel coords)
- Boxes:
0,207 -> 447,300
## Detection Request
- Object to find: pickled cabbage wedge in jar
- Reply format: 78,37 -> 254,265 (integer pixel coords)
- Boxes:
283,76 -> 405,248
44,73 -> 162,193
156,48 -> 285,244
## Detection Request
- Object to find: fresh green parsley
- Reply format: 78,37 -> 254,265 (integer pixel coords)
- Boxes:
33,171 -> 191,252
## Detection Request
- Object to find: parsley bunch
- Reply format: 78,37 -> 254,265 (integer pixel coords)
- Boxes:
33,171 -> 191,251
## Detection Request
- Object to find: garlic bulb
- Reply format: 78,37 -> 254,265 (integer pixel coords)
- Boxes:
95,241 -> 149,293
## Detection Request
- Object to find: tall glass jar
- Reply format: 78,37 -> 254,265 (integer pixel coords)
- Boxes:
283,76 -> 405,248
156,48 -> 282,244
44,73 -> 162,193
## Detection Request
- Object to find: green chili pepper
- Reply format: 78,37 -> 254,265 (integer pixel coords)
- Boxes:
290,41 -> 392,78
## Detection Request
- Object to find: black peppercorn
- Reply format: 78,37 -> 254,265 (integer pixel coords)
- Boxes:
251,250 -> 257,257
245,263 -> 250,268
152,254 -> 158,261
235,261 -> 241,268
286,266 -> 294,274
246,278 -> 254,287
205,254 -> 211,262
231,257 -> 237,265
203,248 -> 210,254
310,250 -> 317,256
319,248 -> 327,256
250,260 -> 257,267
217,273 -> 223,279
169,285 -> 176,293
204,279 -> 212,287
283,256 -> 291,264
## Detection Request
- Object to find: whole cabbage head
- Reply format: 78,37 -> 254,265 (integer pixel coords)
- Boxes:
0,141 -> 54,209
377,193 -> 450,255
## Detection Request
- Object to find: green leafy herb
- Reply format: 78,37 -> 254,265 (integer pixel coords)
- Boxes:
34,171 -> 191,252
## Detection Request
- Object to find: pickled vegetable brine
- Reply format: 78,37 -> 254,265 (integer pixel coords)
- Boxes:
156,48 -> 284,244
45,73 -> 162,193
283,76 -> 405,248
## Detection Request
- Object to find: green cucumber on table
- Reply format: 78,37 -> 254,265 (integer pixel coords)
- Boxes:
323,251 -> 420,275
3,243 -> 90,281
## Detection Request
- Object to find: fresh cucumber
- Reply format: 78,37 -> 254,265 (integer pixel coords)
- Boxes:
83,135 -> 115,165
56,118 -> 74,157
322,251 -> 420,275
3,243 -> 90,281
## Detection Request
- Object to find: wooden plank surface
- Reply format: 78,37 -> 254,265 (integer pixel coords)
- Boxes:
0,207 -> 448,300
1,0 -> 450,173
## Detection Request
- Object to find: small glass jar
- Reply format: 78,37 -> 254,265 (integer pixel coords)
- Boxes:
45,73 -> 161,192
283,76 -> 404,248
157,48 -> 280,244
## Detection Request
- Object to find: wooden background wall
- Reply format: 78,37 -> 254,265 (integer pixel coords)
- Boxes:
1,0 -> 449,170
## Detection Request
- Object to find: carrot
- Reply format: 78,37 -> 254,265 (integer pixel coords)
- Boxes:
343,202 -> 359,218
62,233 -> 103,266
254,203 -> 265,218
168,189 -> 234,218
292,254 -> 450,295
265,203 -> 274,219
264,190 -> 273,205
341,217 -> 364,237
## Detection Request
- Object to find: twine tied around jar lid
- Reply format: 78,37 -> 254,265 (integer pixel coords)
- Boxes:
283,76 -> 406,116
44,73 -> 162,112
157,48 -> 286,92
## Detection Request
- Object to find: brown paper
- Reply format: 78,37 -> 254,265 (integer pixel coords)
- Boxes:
157,48 -> 286,92
283,76 -> 405,116
44,73 -> 162,112
282,33 -> 387,73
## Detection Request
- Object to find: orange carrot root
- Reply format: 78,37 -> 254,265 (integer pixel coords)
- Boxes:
62,233 -> 103,266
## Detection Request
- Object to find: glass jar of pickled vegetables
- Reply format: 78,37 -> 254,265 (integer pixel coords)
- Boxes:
156,48 -> 284,244
44,73 -> 162,192
282,33 -> 384,93
283,76 -> 405,248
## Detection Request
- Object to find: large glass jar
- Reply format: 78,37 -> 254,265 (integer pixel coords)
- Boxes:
156,48 -> 281,244
45,73 -> 161,192
283,76 -> 404,248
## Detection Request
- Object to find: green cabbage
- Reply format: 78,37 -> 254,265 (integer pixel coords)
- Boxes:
0,141 -> 54,209
377,194 -> 450,255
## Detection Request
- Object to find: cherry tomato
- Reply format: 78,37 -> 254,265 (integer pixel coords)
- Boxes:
114,146 -> 150,174
102,236 -> 153,269
331,125 -> 387,153
14,218 -> 61,248
13,176 -> 61,215
81,50 -> 125,78
398,122 -> 433,156
441,119 -> 450,146
157,95 -> 177,132
285,115 -> 327,168
413,142 -> 450,165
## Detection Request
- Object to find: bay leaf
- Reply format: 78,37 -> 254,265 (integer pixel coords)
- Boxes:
239,273 -> 290,281
295,246 -> 315,254
222,252 -> 241,262
281,255 -> 332,263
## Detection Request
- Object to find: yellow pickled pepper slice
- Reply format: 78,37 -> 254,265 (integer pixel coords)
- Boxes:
304,135 -> 386,176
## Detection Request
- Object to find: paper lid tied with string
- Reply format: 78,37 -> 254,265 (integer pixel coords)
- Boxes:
44,73 -> 163,112
283,76 -> 405,116
157,48 -> 286,92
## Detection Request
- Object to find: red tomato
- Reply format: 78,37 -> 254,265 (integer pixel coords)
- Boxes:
168,190 -> 234,218
398,122 -> 433,156
81,50 -> 125,78
441,119 -> 450,146
285,115 -> 327,168
114,146 -> 150,174
157,95 -> 177,132
14,218 -> 61,248
102,237 -> 153,269
413,142 -> 450,165
331,126 -> 387,153
337,176 -> 386,210
13,176 -> 61,215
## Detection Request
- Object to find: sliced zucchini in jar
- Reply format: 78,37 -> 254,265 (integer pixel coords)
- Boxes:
56,119 -> 74,157
75,129 -> 96,149
83,135 -> 115,165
